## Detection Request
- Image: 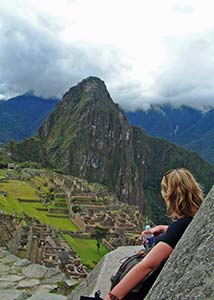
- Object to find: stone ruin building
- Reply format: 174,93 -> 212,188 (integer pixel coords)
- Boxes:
70,195 -> 142,248
0,212 -> 87,279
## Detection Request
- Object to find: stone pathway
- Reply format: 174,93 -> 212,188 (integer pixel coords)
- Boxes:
0,248 -> 78,300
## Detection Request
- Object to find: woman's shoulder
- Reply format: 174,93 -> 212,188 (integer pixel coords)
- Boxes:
171,216 -> 193,229
156,217 -> 193,249
168,216 -> 193,235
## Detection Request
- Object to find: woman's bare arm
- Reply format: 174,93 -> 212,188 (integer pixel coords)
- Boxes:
104,242 -> 173,300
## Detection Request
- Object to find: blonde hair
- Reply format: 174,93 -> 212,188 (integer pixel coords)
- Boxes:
161,168 -> 204,219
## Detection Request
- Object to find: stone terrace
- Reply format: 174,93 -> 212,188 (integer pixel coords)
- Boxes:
0,247 -> 78,300
0,213 -> 88,280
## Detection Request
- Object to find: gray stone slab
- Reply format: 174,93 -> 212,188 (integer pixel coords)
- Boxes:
0,249 -> 9,258
17,279 -> 40,288
14,258 -> 31,267
46,267 -> 61,278
22,264 -> 48,278
0,249 -> 67,300
1,254 -> 19,264
43,272 -> 66,284
0,275 -> 25,282
0,289 -> 31,300
28,292 -> 67,300
0,281 -> 17,289
0,262 -> 10,273
32,284 -> 58,294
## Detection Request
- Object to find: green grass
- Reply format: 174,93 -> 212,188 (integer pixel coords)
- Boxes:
0,180 -> 38,215
63,234 -> 108,268
32,209 -> 78,231
0,170 -> 5,179
55,197 -> 66,202
30,177 -> 49,192
0,179 -> 79,231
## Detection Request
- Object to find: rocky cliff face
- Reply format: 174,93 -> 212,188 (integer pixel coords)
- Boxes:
37,77 -> 214,223
38,77 -> 143,206
7,137 -> 50,166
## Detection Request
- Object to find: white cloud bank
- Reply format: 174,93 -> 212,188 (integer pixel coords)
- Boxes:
0,0 -> 214,110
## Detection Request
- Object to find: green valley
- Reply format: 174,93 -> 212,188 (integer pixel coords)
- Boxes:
0,175 -> 78,231
0,166 -> 145,273
63,234 -> 108,268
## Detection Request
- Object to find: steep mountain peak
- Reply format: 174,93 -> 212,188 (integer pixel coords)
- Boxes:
38,77 -> 141,207
38,76 -> 121,142
8,77 -> 214,223
77,76 -> 106,91
23,90 -> 35,97
62,76 -> 113,108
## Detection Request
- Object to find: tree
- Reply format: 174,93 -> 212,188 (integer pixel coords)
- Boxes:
72,205 -> 81,214
40,191 -> 55,206
91,226 -> 107,253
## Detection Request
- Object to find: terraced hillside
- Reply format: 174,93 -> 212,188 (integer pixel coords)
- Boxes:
0,171 -> 78,231
0,168 -> 113,267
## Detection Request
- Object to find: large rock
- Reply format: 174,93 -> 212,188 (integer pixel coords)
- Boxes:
145,185 -> 214,300
22,264 -> 48,278
1,254 -> 19,264
0,289 -> 31,300
17,279 -> 40,289
28,293 -> 67,300
0,263 -> 10,273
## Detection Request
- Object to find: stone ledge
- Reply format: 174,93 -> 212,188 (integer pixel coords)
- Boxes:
0,248 -> 74,300
68,245 -> 144,300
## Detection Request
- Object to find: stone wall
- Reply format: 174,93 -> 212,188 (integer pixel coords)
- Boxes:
9,226 -> 22,255
145,185 -> 214,300
73,213 -> 86,231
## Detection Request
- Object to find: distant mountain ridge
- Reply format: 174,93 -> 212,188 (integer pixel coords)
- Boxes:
125,105 -> 214,163
0,93 -> 59,144
8,77 -> 214,224
1,78 -> 213,224
0,91 -> 213,165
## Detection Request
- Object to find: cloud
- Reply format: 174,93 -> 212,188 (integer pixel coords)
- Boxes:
151,32 -> 214,108
0,0 -> 214,111
0,2 -> 127,100
173,4 -> 194,14
110,31 -> 214,111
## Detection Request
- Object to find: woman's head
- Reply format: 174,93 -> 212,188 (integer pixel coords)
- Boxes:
161,168 -> 204,219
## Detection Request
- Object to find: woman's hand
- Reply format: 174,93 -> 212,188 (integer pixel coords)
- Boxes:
140,225 -> 168,243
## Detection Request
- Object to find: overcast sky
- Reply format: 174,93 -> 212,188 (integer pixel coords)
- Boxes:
1,0 -> 214,110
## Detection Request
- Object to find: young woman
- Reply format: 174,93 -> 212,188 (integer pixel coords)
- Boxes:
104,168 -> 204,300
